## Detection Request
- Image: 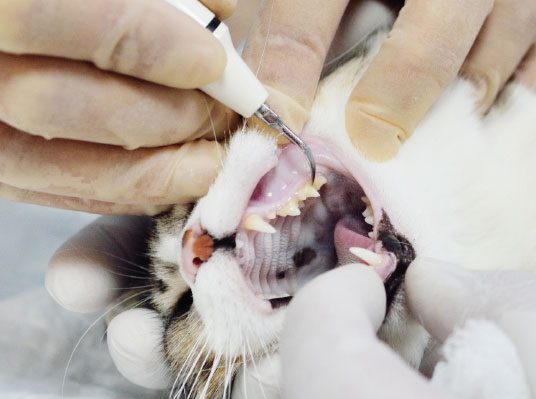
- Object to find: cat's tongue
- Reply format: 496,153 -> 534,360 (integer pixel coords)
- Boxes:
334,219 -> 395,281
334,220 -> 373,265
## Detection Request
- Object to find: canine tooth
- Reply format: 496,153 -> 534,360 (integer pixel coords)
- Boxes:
349,247 -> 383,266
267,212 -> 277,220
313,176 -> 327,190
365,216 -> 374,225
368,231 -> 374,238
277,200 -> 301,217
243,214 -> 276,234
361,196 -> 370,205
363,206 -> 373,218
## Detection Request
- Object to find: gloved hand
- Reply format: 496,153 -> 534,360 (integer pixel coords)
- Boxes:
346,0 -> 536,160
243,0 -> 536,157
0,0 -> 238,214
233,259 -> 536,398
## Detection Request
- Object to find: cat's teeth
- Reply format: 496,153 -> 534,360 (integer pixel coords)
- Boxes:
362,205 -> 373,218
368,231 -> 374,238
349,247 -> 383,266
313,175 -> 327,190
298,200 -> 305,208
364,216 -> 374,225
267,212 -> 277,220
243,214 -> 276,234
361,196 -> 370,205
277,200 -> 301,217
300,185 -> 320,199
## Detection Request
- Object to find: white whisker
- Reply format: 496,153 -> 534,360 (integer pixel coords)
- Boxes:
203,97 -> 225,169
61,289 -> 152,398
199,353 -> 221,399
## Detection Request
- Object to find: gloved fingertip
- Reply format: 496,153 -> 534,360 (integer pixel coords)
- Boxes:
46,256 -> 117,313
108,308 -> 170,390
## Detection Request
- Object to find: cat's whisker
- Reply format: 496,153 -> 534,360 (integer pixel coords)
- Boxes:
254,0 -> 274,77
56,246 -> 151,274
171,331 -> 203,399
246,337 -> 269,399
203,96 -> 225,169
177,340 -> 209,398
199,353 -> 221,399
61,289 -> 152,398
99,295 -> 152,343
186,347 -> 211,399
107,284 -> 153,291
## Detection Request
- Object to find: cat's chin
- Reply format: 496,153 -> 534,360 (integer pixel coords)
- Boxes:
182,133 -> 410,310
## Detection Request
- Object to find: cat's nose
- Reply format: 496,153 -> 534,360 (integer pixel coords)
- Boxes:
181,227 -> 214,284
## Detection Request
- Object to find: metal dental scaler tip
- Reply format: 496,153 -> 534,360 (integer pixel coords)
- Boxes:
255,103 -> 316,183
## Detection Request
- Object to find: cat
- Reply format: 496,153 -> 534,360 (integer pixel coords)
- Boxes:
139,32 -> 536,398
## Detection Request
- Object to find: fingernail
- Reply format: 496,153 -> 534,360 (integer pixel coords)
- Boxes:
346,105 -> 403,162
466,71 -> 500,114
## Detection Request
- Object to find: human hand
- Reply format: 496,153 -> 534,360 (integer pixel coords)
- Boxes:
243,259 -> 536,398
346,0 -> 536,161
0,0 -> 239,214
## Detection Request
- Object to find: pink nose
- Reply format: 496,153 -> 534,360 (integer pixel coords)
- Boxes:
181,226 -> 214,284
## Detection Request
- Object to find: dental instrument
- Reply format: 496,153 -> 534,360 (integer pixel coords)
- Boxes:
165,0 -> 316,182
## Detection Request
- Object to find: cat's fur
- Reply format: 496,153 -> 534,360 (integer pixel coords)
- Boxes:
142,33 -> 536,398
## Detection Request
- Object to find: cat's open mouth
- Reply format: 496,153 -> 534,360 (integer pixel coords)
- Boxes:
181,137 -> 415,312
235,140 -> 399,309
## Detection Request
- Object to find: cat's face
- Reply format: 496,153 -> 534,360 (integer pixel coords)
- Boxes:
148,33 -> 536,397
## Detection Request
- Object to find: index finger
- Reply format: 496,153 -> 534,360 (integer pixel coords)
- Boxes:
0,0 -> 226,89
346,0 -> 493,161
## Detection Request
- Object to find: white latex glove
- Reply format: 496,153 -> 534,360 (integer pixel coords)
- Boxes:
46,216 -> 171,390
245,259 -> 536,398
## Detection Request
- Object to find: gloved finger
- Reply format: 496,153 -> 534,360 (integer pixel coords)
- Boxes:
461,0 -> 536,112
0,0 -> 225,89
517,45 -> 536,91
108,308 -> 170,390
281,265 -> 453,399
46,216 -> 153,313
242,0 -> 350,133
0,182 -> 166,215
200,0 -> 236,20
0,53 -> 238,149
346,0 -> 492,161
0,123 -> 224,207
406,258 -> 536,394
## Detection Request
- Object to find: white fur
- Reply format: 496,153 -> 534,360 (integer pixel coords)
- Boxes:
172,33 -> 536,391
431,320 -> 530,399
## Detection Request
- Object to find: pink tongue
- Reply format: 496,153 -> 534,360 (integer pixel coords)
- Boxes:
334,220 -> 373,266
